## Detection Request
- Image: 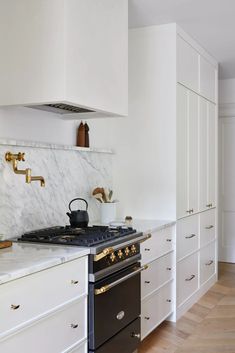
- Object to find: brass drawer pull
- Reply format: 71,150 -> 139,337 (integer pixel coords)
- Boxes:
185,274 -> 195,281
11,304 -> 20,310
186,209 -> 194,214
144,248 -> 151,251
145,280 -> 150,284
166,267 -> 172,271
205,225 -> 214,230
166,299 -> 172,302
185,234 -> 196,239
144,316 -> 150,320
70,324 -> 78,329
166,238 -> 172,242
71,280 -> 79,285
206,203 -> 213,208
205,260 -> 214,266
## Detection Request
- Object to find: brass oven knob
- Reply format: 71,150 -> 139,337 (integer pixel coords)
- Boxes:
117,250 -> 124,259
110,252 -> 116,262
125,247 -> 130,256
131,244 -> 137,253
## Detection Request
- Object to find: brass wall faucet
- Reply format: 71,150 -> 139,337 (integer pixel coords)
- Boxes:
5,152 -> 45,187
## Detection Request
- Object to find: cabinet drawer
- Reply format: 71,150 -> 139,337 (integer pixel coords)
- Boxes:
141,252 -> 173,300
200,242 -> 216,286
177,252 -> 199,306
200,209 -> 216,247
141,227 -> 174,264
0,297 -> 87,353
177,214 -> 199,260
177,36 -> 199,92
0,257 -> 88,335
141,282 -> 173,340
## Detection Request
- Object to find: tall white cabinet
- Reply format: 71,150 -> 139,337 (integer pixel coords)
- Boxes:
120,23 -> 218,326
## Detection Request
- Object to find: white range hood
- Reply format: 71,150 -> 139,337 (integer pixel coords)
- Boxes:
0,0 -> 128,119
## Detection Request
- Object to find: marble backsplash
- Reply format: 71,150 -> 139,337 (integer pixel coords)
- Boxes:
0,141 -> 113,239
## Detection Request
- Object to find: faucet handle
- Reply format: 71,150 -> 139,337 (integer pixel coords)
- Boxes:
17,152 -> 25,161
5,152 -> 25,162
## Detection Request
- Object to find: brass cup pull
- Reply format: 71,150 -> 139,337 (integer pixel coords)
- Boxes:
145,280 -> 150,284
205,260 -> 214,266
185,234 -> 196,239
205,225 -> 214,230
185,274 -> 195,282
70,324 -> 78,329
11,304 -> 20,310
71,280 -> 79,285
131,333 -> 141,339
144,316 -> 150,320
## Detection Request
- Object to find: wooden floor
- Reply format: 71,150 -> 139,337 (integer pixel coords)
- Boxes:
139,263 -> 235,353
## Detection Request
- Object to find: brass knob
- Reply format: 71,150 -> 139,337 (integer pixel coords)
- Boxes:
131,244 -> 137,253
11,304 -> 20,310
110,252 -> 116,262
117,250 -> 123,259
124,247 -> 130,256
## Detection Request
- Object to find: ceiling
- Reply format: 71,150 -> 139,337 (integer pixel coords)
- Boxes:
129,0 -> 235,79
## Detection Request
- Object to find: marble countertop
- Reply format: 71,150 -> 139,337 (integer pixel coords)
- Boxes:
132,219 -> 176,234
0,242 -> 89,285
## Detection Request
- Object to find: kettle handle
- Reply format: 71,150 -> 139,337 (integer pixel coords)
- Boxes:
69,198 -> 88,212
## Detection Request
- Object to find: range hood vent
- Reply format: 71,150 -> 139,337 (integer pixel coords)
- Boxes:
27,103 -> 94,115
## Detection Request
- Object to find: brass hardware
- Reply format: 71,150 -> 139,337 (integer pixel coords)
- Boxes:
144,317 -> 150,320
166,238 -> 172,242
206,203 -> 213,208
131,244 -> 137,253
94,247 -> 114,262
71,280 -> 79,285
185,274 -> 195,281
70,324 -> 78,329
205,260 -> 214,266
205,225 -> 214,230
124,247 -> 130,256
166,299 -> 172,302
116,311 -> 125,320
145,280 -> 150,284
185,234 -> 196,239
144,248 -> 150,251
131,332 -> 141,339
166,267 -> 172,271
186,209 -> 194,214
11,304 -> 20,310
5,151 -> 45,187
117,249 -> 124,259
110,252 -> 116,262
95,285 -> 110,295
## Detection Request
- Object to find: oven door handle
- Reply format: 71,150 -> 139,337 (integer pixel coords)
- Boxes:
94,264 -> 148,295
93,233 -> 152,262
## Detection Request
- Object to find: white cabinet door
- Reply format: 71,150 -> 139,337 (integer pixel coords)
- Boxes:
177,84 -> 189,218
177,36 -> 199,92
200,55 -> 216,103
199,97 -> 208,211
188,91 -> 199,214
208,102 -> 216,208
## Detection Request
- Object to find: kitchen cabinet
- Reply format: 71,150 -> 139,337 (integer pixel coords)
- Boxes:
0,256 -> 88,352
140,224 -> 175,340
127,23 -> 218,326
177,85 -> 199,218
0,0 -> 128,118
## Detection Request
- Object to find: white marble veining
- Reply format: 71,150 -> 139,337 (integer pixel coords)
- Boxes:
132,219 -> 176,234
0,242 -> 89,285
0,142 -> 113,239
0,138 -> 113,154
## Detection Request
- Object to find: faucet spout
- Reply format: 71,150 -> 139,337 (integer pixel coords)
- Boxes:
26,168 -> 45,187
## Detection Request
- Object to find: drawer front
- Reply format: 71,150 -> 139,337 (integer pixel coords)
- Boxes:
177,214 -> 199,260
200,209 -> 216,247
141,227 -> 174,264
177,252 -> 199,306
200,242 -> 216,286
141,252 -> 173,299
141,282 -> 173,340
0,257 -> 88,335
0,297 -> 87,353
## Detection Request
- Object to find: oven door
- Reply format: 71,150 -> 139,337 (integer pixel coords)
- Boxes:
89,263 -> 145,350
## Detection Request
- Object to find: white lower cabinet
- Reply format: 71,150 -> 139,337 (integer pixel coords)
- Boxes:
200,241 -> 216,286
0,256 -> 88,353
141,225 -> 175,340
177,252 -> 199,306
141,281 -> 173,340
177,214 -> 199,260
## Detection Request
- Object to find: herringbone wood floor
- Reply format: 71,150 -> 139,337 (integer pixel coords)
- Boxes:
139,263 -> 235,353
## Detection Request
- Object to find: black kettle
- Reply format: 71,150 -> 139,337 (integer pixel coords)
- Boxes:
66,198 -> 89,228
